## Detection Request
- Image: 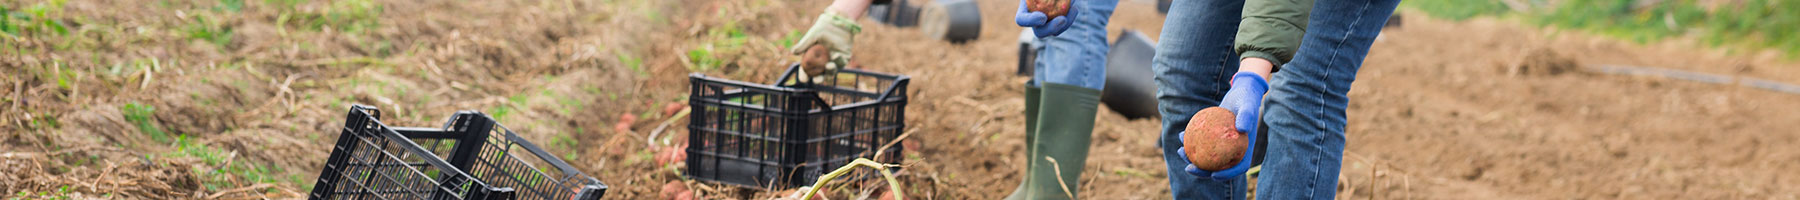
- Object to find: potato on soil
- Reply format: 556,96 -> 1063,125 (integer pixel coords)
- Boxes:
616,113 -> 637,133
663,102 -> 686,117
777,188 -> 827,200
656,144 -> 687,166
614,122 -> 632,133
877,189 -> 904,200
1183,107 -> 1246,171
661,181 -> 692,200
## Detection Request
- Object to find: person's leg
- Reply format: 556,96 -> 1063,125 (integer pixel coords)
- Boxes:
1254,0 -> 1398,199
1032,0 -> 1115,91
1150,0 -> 1248,199
1001,82 -> 1041,200
1011,0 -> 1117,199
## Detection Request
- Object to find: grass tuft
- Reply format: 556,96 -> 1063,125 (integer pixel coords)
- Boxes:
122,102 -> 171,143
279,0 -> 382,34
0,0 -> 72,37
167,135 -> 291,192
182,14 -> 234,47
1408,0 -> 1800,59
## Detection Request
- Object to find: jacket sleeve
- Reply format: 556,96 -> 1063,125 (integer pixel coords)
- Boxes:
1234,0 -> 1312,71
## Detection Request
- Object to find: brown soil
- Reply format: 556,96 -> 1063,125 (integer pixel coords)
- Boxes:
5,0 -> 1800,199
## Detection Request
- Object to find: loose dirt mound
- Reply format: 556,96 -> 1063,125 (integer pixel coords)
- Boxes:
1516,48 -> 1580,76
5,0 -> 1800,199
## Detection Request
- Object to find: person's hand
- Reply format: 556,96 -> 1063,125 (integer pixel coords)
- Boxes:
1175,71 -> 1268,179
789,11 -> 861,80
1014,0 -> 1078,38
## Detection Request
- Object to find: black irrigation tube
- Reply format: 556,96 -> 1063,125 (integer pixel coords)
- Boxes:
1588,64 -> 1800,95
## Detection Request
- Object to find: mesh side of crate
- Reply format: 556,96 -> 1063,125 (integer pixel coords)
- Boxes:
311,107 -> 498,200
688,80 -> 813,188
787,69 -> 908,185
686,64 -> 908,189
465,122 -> 606,200
399,113 -> 607,200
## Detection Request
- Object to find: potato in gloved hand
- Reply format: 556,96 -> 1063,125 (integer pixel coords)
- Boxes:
1183,107 -> 1247,171
789,11 -> 860,81
1027,0 -> 1072,19
801,44 -> 831,78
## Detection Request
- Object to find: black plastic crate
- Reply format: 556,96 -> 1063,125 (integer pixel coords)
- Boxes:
685,63 -> 910,189
311,105 -> 607,199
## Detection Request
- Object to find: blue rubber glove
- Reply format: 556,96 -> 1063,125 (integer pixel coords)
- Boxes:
1175,72 -> 1268,180
1014,0 -> 1078,38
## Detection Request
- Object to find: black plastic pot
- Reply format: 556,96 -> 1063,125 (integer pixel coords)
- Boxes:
868,0 -> 920,27
920,0 -> 983,43
1101,30 -> 1160,119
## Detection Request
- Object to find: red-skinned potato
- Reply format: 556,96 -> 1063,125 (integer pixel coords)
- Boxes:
656,144 -> 687,166
660,181 -> 691,200
777,188 -> 826,200
663,102 -> 686,117
1027,0 -> 1072,19
877,189 -> 904,200
1183,107 -> 1247,171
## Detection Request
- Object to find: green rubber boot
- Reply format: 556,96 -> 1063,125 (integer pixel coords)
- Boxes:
1003,84 -> 1043,200
1022,83 -> 1100,200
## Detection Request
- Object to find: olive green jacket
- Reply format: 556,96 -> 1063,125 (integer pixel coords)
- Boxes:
1236,0 -> 1312,70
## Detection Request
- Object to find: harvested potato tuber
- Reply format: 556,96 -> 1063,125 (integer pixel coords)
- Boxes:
777,188 -> 826,200
1027,0 -> 1073,19
656,144 -> 687,166
663,102 -> 686,117
660,181 -> 691,200
802,44 -> 831,77
877,189 -> 904,200
1183,107 -> 1246,171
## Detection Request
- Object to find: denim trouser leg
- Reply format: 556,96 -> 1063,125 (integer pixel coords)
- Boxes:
1150,0 -> 1247,199
1255,0 -> 1398,199
1031,0 -> 1116,90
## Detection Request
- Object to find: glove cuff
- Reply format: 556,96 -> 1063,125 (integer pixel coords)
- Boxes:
1230,72 -> 1268,93
818,11 -> 863,36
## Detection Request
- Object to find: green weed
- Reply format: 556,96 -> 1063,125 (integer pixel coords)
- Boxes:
215,0 -> 244,12
263,0 -> 305,10
0,0 -> 71,37
489,104 -> 513,120
10,185 -> 83,200
686,22 -> 750,71
1409,0 -> 1800,59
121,102 -> 171,143
26,110 -> 60,130
167,135 -> 285,192
776,30 -> 802,48
551,130 -> 579,161
53,64 -> 76,93
280,0 -> 381,34
182,14 -> 234,47
617,52 -> 646,76
1400,0 -> 1508,21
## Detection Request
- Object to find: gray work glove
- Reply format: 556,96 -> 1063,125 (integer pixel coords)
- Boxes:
789,11 -> 861,81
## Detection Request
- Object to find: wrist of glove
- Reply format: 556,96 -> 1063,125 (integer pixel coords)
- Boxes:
1014,0 -> 1078,38
1176,72 -> 1268,180
790,11 -> 861,80
1221,72 -> 1268,134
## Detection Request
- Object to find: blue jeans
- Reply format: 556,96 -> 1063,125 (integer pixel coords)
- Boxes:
1151,0 -> 1398,199
1030,0 -> 1117,90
